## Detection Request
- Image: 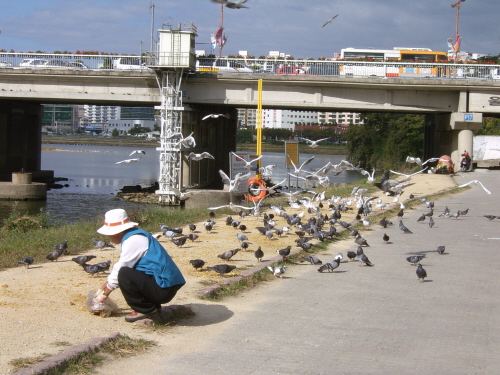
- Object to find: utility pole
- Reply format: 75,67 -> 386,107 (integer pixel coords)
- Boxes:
150,2 -> 155,52
451,0 -> 465,63
219,3 -> 224,57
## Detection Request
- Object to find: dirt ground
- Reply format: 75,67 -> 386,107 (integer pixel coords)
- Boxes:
0,173 -> 457,374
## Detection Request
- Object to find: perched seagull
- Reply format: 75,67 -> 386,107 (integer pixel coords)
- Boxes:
360,168 -> 376,183
202,113 -> 229,120
297,137 -> 330,148
115,157 -> 140,164
188,152 -> 215,161
218,170 -> 251,192
458,180 -> 492,195
231,152 -> 263,169
322,14 -> 338,27
129,150 -> 145,157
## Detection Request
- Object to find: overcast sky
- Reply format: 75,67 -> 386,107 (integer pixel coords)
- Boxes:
1,0 -> 499,58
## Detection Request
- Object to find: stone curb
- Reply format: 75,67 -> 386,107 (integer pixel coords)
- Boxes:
12,332 -> 122,375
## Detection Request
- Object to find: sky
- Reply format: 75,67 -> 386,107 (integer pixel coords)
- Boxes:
0,0 -> 499,59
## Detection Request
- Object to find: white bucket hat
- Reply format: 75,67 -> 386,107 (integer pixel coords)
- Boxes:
97,209 -> 138,236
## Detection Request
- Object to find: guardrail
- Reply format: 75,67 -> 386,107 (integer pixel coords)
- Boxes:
0,52 -> 499,80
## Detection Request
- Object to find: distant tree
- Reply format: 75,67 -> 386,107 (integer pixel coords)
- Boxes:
236,128 -> 254,144
128,127 -> 151,135
111,128 -> 119,137
476,117 -> 500,135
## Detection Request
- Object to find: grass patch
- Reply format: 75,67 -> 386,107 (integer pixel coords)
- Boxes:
9,354 -> 51,371
99,335 -> 157,358
141,305 -> 196,332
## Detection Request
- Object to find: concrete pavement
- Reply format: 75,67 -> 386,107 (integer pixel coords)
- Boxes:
95,169 -> 500,375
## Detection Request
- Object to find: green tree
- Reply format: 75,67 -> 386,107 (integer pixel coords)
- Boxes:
111,128 -> 119,137
476,117 -> 500,135
128,127 -> 151,136
236,128 -> 254,144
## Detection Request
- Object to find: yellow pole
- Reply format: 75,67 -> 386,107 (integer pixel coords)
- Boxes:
256,79 -> 263,179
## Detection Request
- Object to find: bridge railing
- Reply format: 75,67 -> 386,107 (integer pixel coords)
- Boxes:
0,52 -> 499,81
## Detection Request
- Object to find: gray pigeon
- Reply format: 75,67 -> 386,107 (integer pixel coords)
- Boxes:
254,246 -> 264,262
399,220 -> 413,234
94,260 -> 111,272
92,238 -> 114,249
317,258 -> 340,273
72,255 -> 96,266
300,255 -> 322,265
81,263 -> 106,277
207,264 -> 237,277
187,233 -> 199,242
18,256 -> 34,268
416,263 -> 427,282
171,236 -> 188,247
354,234 -> 369,247
358,253 -> 374,267
267,265 -> 287,278
383,233 -> 389,244
417,213 -> 426,223
428,217 -> 435,228
276,245 -> 291,261
46,249 -> 65,262
347,251 -> 357,261
236,233 -> 248,242
53,239 -> 68,252
406,255 -> 425,266
436,245 -> 446,255
190,259 -> 205,271
217,249 -> 240,261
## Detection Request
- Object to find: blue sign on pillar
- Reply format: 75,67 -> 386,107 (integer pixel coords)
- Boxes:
464,113 -> 473,121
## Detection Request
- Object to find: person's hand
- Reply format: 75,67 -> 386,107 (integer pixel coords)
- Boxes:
93,288 -> 108,303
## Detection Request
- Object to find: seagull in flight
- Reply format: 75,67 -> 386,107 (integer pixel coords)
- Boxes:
219,169 -> 251,192
360,168 -> 376,183
406,156 -> 422,165
188,152 -> 215,161
297,137 -> 330,148
322,14 -> 338,27
202,113 -> 229,121
167,132 -> 196,148
288,155 -> 315,175
231,152 -> 263,168
225,0 -> 249,9
168,187 -> 193,201
389,167 -> 428,180
129,150 -> 145,157
115,157 -> 140,164
458,180 -> 492,194
208,202 -> 253,213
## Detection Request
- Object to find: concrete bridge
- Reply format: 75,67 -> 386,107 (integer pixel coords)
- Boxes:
1,67 -> 499,188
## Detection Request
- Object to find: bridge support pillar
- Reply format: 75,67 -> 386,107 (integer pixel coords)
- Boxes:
0,100 -> 43,181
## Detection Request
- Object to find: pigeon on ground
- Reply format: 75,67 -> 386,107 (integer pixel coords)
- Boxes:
18,256 -> 34,268
300,242 -> 313,251
349,229 -> 359,237
416,263 -> 427,282
424,209 -> 434,217
417,213 -> 426,223
72,255 -> 96,266
236,233 -> 248,242
317,258 -> 340,272
94,260 -> 111,272
484,215 -> 496,221
358,253 -> 374,267
46,249 -> 65,262
436,245 -> 446,255
204,222 -> 213,233
267,265 -> 287,278
190,259 -> 205,271
347,251 -> 357,261
334,253 -> 343,262
428,217 -> 435,228
379,217 -> 389,228
406,255 -> 426,266
300,255 -> 322,265
218,249 -> 240,261
92,238 -> 114,249
207,264 -> 237,277
254,247 -> 264,262
188,224 -> 196,232
81,263 -> 106,277
459,208 -> 469,216
276,245 -> 292,261
240,241 -> 250,251
187,233 -> 199,242
53,239 -> 68,252
171,236 -> 188,247
399,220 -> 413,234
354,234 -> 369,247
397,209 -> 404,219
383,233 -> 390,244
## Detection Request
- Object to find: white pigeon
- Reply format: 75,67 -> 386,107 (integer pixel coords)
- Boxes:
458,180 -> 492,194
129,150 -> 145,157
267,265 -> 287,278
115,157 -> 140,164
297,137 -> 330,148
188,152 -> 215,161
202,113 -> 229,121
231,152 -> 263,169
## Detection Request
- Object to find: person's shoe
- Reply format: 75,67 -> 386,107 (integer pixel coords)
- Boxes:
125,309 -> 159,322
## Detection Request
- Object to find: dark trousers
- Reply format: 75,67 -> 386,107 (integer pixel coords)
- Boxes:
118,267 -> 184,313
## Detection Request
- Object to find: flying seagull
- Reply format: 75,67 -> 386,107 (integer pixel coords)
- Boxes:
297,137 -> 330,148
188,152 -> 215,161
116,157 -> 140,164
322,14 -> 338,27
288,155 -> 315,175
457,180 -> 492,195
167,132 -> 196,148
202,113 -> 229,120
218,169 -> 251,192
360,168 -> 376,183
231,152 -> 263,168
129,150 -> 145,157
226,0 -> 249,9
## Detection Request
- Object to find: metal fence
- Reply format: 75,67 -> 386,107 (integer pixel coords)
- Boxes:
1,52 -> 499,80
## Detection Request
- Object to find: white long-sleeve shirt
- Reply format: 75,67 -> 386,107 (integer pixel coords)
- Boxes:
107,234 -> 148,289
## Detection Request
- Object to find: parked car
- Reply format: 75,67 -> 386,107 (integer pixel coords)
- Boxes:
0,61 -> 13,67
19,58 -> 48,67
70,62 -> 89,69
276,66 -> 310,75
196,58 -> 254,73
42,60 -> 73,68
113,57 -> 146,70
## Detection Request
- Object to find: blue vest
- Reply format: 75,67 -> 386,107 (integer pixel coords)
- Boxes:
121,228 -> 185,288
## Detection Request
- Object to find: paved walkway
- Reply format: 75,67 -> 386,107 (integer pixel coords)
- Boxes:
96,170 -> 500,375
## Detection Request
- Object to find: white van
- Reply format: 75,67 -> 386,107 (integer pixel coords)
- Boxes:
113,57 -> 146,70
196,58 -> 254,73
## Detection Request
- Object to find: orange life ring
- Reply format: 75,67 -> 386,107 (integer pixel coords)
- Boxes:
245,178 -> 267,202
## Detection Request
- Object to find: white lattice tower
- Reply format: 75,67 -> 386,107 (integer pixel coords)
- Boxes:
155,70 -> 184,205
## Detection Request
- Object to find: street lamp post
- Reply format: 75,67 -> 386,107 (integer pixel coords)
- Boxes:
451,0 -> 465,63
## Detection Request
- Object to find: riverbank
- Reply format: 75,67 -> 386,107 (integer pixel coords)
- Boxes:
41,136 -> 347,155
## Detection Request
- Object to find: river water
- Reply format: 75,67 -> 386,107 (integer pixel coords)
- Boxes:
0,144 -> 361,224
